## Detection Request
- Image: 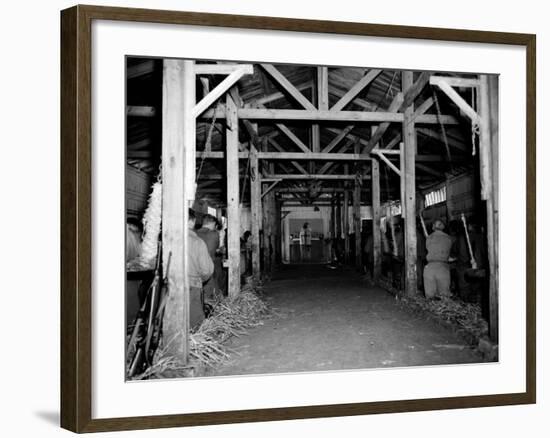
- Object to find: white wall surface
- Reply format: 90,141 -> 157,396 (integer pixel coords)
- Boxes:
0,0 -> 546,437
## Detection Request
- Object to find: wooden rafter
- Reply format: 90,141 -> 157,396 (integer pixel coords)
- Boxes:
268,138 -> 308,174
322,125 -> 355,153
256,81 -> 314,106
430,76 -> 480,124
362,93 -> 404,153
275,123 -> 310,153
263,174 -> 371,180
364,72 -> 432,154
193,65 -> 253,118
331,69 -> 382,112
412,97 -> 434,120
260,63 -> 316,110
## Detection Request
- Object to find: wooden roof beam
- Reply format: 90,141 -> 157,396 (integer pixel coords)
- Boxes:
260,64 -> 316,110
263,174 -> 371,180
331,69 -> 382,112
199,107 -> 459,124
255,81 -> 314,106
322,125 -> 355,153
193,65 -> 253,118
268,138 -> 308,174
363,72 -> 431,154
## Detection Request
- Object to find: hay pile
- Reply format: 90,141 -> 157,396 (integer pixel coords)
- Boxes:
136,287 -> 269,379
399,294 -> 488,344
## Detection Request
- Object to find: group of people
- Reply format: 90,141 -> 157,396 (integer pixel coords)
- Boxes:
187,210 -> 227,328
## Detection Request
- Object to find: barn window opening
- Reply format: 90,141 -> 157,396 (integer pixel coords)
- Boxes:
424,186 -> 447,207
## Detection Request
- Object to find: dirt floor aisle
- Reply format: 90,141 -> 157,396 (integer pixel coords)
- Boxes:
208,265 -> 482,377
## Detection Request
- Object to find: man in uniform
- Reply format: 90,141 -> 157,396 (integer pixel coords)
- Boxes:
424,218 -> 453,300
188,209 -> 214,328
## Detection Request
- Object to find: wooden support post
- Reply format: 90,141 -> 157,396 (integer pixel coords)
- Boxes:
372,157 -> 382,281
250,145 -> 261,281
274,199 -> 282,264
161,59 -> 191,363
354,142 -> 362,270
226,94 -> 241,297
330,196 -> 336,240
402,71 -> 418,296
262,189 -> 276,275
336,192 -> 342,240
479,74 -> 499,342
311,67 -> 327,173
343,176 -> 350,263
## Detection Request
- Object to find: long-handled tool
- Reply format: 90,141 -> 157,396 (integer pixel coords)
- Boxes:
419,212 -> 428,238
460,213 -> 478,270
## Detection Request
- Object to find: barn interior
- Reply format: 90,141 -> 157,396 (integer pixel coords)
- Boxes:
126,58 -> 499,378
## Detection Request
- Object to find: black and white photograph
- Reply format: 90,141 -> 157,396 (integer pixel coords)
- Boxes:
125,59 -> 499,380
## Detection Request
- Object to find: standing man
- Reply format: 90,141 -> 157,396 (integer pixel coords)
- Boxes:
423,218 -> 453,300
196,214 -> 220,305
299,222 -> 312,261
188,210 -> 214,328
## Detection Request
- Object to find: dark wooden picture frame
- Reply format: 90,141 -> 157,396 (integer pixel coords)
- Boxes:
61,4 -> 536,433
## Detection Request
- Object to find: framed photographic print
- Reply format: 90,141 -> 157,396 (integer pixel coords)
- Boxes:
60,4 -> 536,433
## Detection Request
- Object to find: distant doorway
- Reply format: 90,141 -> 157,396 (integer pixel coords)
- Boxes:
288,219 -> 325,264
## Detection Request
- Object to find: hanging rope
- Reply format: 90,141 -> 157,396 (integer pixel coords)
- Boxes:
470,86 -> 479,156
374,71 -> 398,111
196,101 -> 221,183
432,87 -> 453,172
239,148 -> 252,205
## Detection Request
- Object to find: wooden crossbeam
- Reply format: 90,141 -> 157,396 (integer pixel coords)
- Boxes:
432,77 -> 480,88
401,72 -> 431,109
322,125 -> 355,153
194,64 -> 253,75
260,152 -> 372,161
241,108 -> 403,122
384,134 -> 402,150
195,150 -> 466,163
193,65 -> 253,118
331,69 -> 382,112
199,107 -> 459,124
362,93 -> 404,153
364,72 -> 431,154
430,76 -> 480,123
260,64 -> 316,110
256,81 -> 314,106
319,138 -> 355,174
326,127 -> 369,148
372,150 -> 401,176
275,124 -> 310,153
261,179 -> 282,198
268,138 -> 308,174
263,174 -> 371,180
412,97 -> 434,120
